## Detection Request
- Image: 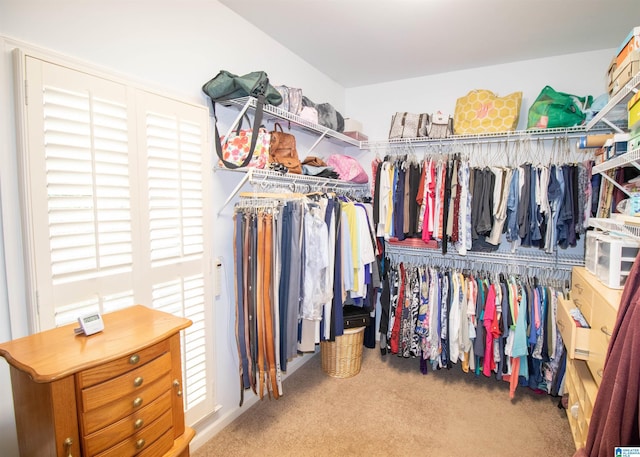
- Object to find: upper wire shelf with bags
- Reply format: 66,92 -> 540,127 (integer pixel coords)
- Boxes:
221,96 -> 361,147
361,125 -> 597,150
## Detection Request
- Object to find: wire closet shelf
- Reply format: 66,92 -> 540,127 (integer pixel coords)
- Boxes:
216,167 -> 371,215
385,242 -> 584,283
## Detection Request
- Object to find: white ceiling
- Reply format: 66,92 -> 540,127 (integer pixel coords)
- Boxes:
219,0 -> 640,88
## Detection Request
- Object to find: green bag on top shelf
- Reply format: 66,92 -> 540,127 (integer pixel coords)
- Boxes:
202,70 -> 282,106
527,86 -> 593,129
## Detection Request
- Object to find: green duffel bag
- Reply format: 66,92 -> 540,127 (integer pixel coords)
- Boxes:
202,70 -> 282,105
527,85 -> 593,129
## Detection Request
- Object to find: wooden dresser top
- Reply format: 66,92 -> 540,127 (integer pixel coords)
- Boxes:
0,305 -> 191,383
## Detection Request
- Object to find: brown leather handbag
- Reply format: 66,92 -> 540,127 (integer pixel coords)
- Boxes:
268,123 -> 302,174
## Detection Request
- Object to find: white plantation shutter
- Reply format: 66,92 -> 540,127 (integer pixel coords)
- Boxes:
24,56 -> 136,329
137,91 -> 213,420
151,275 -> 207,411
144,111 -> 204,264
19,53 -> 214,424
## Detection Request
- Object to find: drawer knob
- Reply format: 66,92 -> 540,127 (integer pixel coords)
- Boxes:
136,439 -> 146,450
574,299 -> 582,309
63,437 -> 73,457
601,326 -> 612,337
134,418 -> 144,429
129,354 -> 140,365
133,397 -> 143,408
133,376 -> 144,387
597,369 -> 603,378
574,283 -> 583,292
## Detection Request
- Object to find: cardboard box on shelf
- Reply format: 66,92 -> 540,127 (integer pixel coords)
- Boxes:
608,49 -> 640,96
343,118 -> 367,141
605,133 -> 629,159
616,26 -> 640,68
343,118 -> 363,133
343,131 -> 368,141
606,56 -> 618,93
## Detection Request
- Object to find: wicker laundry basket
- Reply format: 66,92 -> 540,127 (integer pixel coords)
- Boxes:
320,326 -> 365,378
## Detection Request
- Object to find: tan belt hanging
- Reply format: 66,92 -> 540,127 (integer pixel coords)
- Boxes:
262,213 -> 279,399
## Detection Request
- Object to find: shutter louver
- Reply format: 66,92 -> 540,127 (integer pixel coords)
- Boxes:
152,275 -> 207,410
146,113 -> 204,265
43,86 -> 132,283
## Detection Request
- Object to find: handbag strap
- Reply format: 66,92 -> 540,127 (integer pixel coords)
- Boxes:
234,114 -> 253,135
213,93 -> 266,169
272,122 -> 284,133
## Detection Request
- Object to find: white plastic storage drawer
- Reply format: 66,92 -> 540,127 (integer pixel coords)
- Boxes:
595,234 -> 640,289
584,231 -> 600,275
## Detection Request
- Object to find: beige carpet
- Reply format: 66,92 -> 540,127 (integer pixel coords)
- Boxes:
193,346 -> 576,457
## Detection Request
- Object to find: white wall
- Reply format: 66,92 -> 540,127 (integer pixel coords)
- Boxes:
0,1 -> 346,455
0,1 -> 619,455
346,49 -> 614,141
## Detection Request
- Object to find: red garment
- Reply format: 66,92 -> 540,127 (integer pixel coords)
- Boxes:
574,258 -> 640,456
421,162 -> 436,242
371,158 -> 381,197
482,284 -> 497,377
416,162 -> 426,207
437,163 -> 445,240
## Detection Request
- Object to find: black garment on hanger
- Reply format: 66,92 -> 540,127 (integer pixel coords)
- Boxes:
408,162 -> 421,238
558,165 -> 573,249
379,264 -> 391,355
518,164 -> 532,246
393,164 -> 406,241
373,160 -> 383,227
442,158 -> 452,254
530,166 -> 542,249
330,201 -> 342,341
570,165 -> 580,247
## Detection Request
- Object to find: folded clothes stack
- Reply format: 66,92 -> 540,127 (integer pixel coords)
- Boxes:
302,156 -> 340,179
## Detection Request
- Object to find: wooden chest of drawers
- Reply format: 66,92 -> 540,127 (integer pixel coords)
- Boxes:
0,305 -> 194,457
558,267 -> 622,450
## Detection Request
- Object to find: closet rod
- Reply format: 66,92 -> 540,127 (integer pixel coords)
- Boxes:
385,243 -> 584,268
216,168 -> 371,215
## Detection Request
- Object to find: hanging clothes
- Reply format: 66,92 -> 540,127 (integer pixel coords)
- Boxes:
372,154 -> 593,255
382,258 -> 569,399
232,192 -> 380,402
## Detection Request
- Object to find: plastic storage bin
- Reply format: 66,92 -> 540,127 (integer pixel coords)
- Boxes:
595,233 -> 640,289
585,231 -> 600,274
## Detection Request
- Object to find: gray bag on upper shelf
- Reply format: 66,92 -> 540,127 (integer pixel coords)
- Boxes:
428,111 -> 453,139
302,96 -> 345,132
389,112 -> 430,139
276,85 -> 303,115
